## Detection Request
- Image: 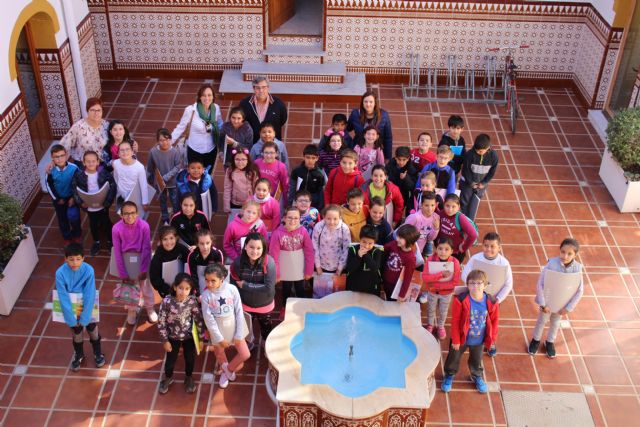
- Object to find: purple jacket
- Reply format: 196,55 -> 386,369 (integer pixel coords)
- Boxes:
112,218 -> 152,278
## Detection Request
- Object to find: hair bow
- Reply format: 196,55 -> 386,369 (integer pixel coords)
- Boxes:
232,149 -> 250,155
325,129 -> 345,137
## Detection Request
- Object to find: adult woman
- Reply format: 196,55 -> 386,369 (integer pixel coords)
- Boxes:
218,106 -> 253,167
59,97 -> 109,166
347,91 -> 394,160
171,83 -> 224,170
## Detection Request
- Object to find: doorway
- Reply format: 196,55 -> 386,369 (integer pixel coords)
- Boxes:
15,21 -> 51,162
270,0 -> 323,36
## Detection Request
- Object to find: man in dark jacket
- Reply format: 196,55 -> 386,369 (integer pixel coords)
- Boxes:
459,134 -> 499,220
240,76 -> 288,144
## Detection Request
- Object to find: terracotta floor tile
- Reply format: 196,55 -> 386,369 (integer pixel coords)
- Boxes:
529,202 -> 563,220
121,341 -> 165,371
495,354 -> 537,383
56,377 -> 105,410
568,297 -> 604,321
533,355 -> 578,384
598,297 -> 640,322
252,382 -> 277,418
205,417 -> 249,426
209,384 -> 253,416
598,395 -> 640,427
97,412 -> 149,427
583,356 -> 631,385
153,382 -> 198,414
424,388 -> 450,423
47,410 -> 94,427
448,390 -> 494,424
109,379 -> 156,412
31,337 -> 74,367
1,408 -> 50,427
573,328 -> 618,356
148,415 -> 195,427
12,376 -> 60,409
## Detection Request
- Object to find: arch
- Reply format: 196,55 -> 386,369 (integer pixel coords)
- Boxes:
8,0 -> 60,81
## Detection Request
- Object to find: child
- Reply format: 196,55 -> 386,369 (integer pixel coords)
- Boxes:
157,273 -> 205,394
386,146 -> 417,215
201,263 -> 251,389
170,193 -> 210,249
112,140 -> 149,210
112,201 -> 156,325
149,226 -> 190,299
410,132 -> 436,172
319,113 -> 353,149
288,144 -> 326,209
104,120 -> 138,168
56,243 -> 105,371
269,207 -> 314,306
414,172 -> 444,213
528,238 -> 583,359
230,232 -> 277,344
223,199 -> 268,261
72,150 -> 117,256
462,231 -> 513,356
341,188 -> 370,242
187,229 -> 225,295
362,165 -> 404,227
404,191 -> 440,257
312,204 -> 352,280
176,158 -> 217,215
416,145 -> 456,197
253,178 -> 281,232
47,144 -> 81,245
146,128 -> 182,224
420,237 -> 461,339
459,133 -> 498,221
437,194 -> 478,263
354,126 -> 385,181
223,148 -> 259,216
294,190 -> 321,236
255,141 -> 289,199
218,106 -> 254,167
319,132 -> 345,176
345,225 -> 384,296
438,115 -> 466,174
441,270 -> 499,394
382,224 -> 420,301
249,122 -> 290,169
324,149 -> 365,206
366,196 -> 392,246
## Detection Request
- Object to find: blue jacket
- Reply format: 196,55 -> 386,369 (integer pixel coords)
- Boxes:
176,167 -> 218,213
47,162 -> 79,200
347,108 -> 394,159
416,162 -> 457,196
55,262 -> 96,327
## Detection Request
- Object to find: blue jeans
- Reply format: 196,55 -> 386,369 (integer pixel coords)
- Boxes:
159,187 -> 179,222
53,198 -> 82,241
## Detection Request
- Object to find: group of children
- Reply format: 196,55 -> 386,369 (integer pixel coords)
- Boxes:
50,106 -> 584,397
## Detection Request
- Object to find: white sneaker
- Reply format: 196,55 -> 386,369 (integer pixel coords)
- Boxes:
418,292 -> 429,304
219,372 -> 229,389
147,309 -> 158,323
221,362 -> 236,382
127,308 -> 138,325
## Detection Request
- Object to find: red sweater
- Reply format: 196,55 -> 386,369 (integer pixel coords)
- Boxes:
421,254 -> 461,295
451,292 -> 499,349
410,148 -> 436,171
361,180 -> 405,224
382,240 -> 417,299
324,167 -> 364,206
437,211 -> 477,254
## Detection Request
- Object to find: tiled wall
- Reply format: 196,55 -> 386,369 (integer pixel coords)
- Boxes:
36,49 -> 73,138
78,14 -> 102,100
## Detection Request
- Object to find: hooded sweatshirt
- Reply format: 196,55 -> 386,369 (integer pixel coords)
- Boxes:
230,255 -> 277,310
170,211 -> 210,247
201,281 -> 247,344
55,262 -> 96,327
324,167 -> 365,205
341,205 -> 370,242
404,209 -> 440,253
460,148 -> 499,186
255,158 -> 289,197
269,224 -> 315,280
361,180 -> 405,224
223,168 -> 258,211
223,214 -> 268,260
112,218 -> 152,278
416,162 -> 456,196
422,254 -> 461,295
254,194 -> 281,232
149,244 -> 190,298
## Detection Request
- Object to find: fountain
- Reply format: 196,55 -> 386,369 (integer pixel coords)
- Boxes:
265,291 -> 441,426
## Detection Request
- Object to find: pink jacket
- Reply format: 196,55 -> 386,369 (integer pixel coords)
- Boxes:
223,168 -> 257,212
269,224 -> 315,280
404,210 -> 439,253
256,196 -> 281,232
223,215 -> 268,260
354,145 -> 385,174
255,158 -> 289,197
112,218 -> 152,278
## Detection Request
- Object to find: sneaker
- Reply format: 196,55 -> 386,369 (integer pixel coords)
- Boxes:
247,341 -> 256,352
106,241 -> 113,250
147,309 -> 159,323
441,375 -> 454,393
487,344 -> 497,357
184,376 -> 196,393
71,353 -> 84,372
127,308 -> 138,325
425,324 -> 434,333
90,242 -> 101,256
219,372 -> 230,389
437,326 -> 447,340
94,353 -> 106,368
221,362 -> 236,382
470,375 -> 488,393
418,292 -> 429,304
545,341 -> 556,359
528,338 -> 540,355
158,376 -> 173,394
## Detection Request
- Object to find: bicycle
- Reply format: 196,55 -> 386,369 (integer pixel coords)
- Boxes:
488,45 -> 529,134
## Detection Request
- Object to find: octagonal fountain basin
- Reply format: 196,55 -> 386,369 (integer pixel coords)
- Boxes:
265,291 -> 440,426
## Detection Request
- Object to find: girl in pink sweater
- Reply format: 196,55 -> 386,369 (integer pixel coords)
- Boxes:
223,149 -> 259,216
222,199 -> 268,262
437,194 -> 478,263
254,141 -> 288,198
404,191 -> 440,256
269,206 -> 315,308
253,178 -> 281,232
354,126 -> 385,181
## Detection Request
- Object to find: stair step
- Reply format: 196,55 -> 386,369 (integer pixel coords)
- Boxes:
242,60 -> 345,84
263,45 -> 326,57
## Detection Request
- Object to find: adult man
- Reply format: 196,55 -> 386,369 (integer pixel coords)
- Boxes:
240,76 -> 288,144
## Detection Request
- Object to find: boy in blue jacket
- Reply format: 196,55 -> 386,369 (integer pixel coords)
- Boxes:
176,158 -> 218,215
56,243 -> 105,372
416,145 -> 457,196
46,144 -> 82,245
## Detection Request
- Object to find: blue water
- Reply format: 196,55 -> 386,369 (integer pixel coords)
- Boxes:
290,306 -> 417,398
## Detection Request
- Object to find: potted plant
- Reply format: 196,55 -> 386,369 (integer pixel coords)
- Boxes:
599,107 -> 640,213
0,193 -> 39,315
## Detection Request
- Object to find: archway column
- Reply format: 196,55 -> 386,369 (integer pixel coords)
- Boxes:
60,0 -> 87,119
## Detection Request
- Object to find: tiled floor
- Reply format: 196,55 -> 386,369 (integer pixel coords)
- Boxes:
1,78 -> 640,426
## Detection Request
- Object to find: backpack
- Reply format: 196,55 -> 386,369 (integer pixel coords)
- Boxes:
454,211 -> 479,246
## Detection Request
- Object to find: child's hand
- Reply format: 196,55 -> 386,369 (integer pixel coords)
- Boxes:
138,272 -> 148,281
477,183 -> 485,189
304,275 -> 312,281
540,306 -> 551,313
451,343 -> 460,350
315,266 -> 323,276
433,216 -> 440,229
458,243 -> 465,253
219,340 -> 231,349
558,308 -> 568,315
163,342 -> 172,352
189,245 -> 197,252
357,246 -> 369,257
441,270 -> 452,279
400,171 -> 407,180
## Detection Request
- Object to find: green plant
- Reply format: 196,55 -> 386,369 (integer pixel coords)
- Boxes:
0,193 -> 28,278
606,107 -> 640,181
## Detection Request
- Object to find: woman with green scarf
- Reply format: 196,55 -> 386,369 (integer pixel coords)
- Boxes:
171,83 -> 224,170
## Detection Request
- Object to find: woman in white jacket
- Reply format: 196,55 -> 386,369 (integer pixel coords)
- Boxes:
171,84 -> 224,170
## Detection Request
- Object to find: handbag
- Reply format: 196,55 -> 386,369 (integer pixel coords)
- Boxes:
174,109 -> 195,161
113,283 -> 141,306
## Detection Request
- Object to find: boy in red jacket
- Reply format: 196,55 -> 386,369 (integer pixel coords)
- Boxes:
324,149 -> 364,206
441,270 -> 499,394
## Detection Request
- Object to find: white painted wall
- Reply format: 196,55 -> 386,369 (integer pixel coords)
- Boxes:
540,0 -> 615,24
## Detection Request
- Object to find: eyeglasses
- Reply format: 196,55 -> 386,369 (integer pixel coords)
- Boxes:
52,154 -> 66,159
88,108 -> 102,113
296,199 -> 311,204
467,281 -> 485,287
263,151 -> 277,155
122,211 -> 137,217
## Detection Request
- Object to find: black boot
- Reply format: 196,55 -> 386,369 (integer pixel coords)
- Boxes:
90,336 -> 106,368
71,341 -> 84,372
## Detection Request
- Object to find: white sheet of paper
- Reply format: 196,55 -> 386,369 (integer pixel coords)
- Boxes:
428,261 -> 454,282
52,290 -> 100,323
389,267 -> 411,300
244,312 -> 254,344
77,182 -> 110,209
215,313 -> 249,343
543,270 -> 582,313
162,259 -> 184,285
109,247 -> 141,279
296,177 -> 303,191
384,201 -> 394,226
201,191 -> 213,220
125,181 -> 156,219
279,250 -> 305,281
472,260 -> 508,296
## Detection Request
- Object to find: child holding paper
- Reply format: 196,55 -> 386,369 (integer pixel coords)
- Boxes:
223,200 -> 268,261
255,141 -> 289,199
382,224 -> 420,302
149,226 -> 190,298
252,178 -> 281,233
186,229 -> 224,296
56,243 -> 105,372
201,263 -> 251,389
157,273 -> 205,395
528,238 -> 583,359
462,232 -> 513,356
112,140 -> 149,211
146,128 -> 183,225
176,158 -> 218,215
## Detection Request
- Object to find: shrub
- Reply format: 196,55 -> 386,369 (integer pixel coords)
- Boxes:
0,193 -> 27,278
606,107 -> 640,181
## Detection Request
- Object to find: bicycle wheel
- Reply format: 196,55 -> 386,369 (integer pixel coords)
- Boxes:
510,87 -> 518,134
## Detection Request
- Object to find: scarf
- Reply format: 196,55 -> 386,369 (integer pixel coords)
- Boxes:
196,102 -> 219,146
253,193 -> 272,204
